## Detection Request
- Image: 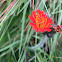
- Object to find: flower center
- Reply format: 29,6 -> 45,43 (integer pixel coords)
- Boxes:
35,14 -> 46,29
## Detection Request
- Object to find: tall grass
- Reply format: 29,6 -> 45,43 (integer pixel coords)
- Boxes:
0,0 -> 62,62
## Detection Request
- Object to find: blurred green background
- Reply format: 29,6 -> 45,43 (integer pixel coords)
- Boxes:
0,0 -> 62,62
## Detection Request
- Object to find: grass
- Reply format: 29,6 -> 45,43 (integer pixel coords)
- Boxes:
0,0 -> 62,62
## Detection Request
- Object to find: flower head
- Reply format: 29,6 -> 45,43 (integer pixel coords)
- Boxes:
28,9 -> 54,33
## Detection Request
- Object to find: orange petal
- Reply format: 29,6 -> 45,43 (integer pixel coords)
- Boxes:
43,28 -> 52,32
32,27 -> 39,32
29,22 -> 36,27
36,9 -> 43,15
40,29 -> 44,33
32,11 -> 36,19
28,15 -> 35,23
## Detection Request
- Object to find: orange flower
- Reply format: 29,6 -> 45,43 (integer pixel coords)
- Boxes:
28,9 -> 54,33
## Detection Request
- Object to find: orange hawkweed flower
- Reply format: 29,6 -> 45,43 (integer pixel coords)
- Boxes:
28,9 -> 54,33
